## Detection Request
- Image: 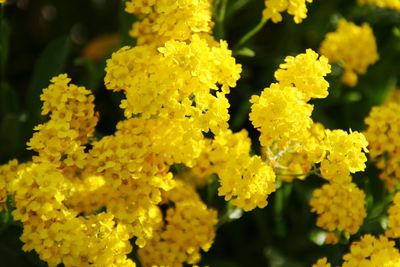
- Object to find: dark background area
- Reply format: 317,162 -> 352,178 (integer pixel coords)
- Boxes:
0,0 -> 399,266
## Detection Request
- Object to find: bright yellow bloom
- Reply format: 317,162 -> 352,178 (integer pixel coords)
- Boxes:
263,0 -> 313,23
250,83 -> 313,149
312,257 -> 331,267
193,130 -> 277,211
104,35 -> 241,134
320,19 -> 379,87
273,123 -> 326,182
27,74 -> 98,167
364,100 -> 400,191
0,160 -> 21,210
310,182 -> 366,235
342,235 -> 400,267
126,0 -> 213,45
138,180 -> 217,267
358,0 -> 400,11
320,129 -> 368,183
386,192 -> 400,238
275,49 -> 331,102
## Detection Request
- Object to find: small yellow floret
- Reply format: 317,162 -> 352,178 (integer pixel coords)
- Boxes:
320,19 -> 379,87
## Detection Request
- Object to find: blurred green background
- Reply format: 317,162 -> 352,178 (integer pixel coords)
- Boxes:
0,0 -> 399,266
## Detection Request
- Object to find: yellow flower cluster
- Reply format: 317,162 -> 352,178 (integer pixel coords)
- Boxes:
138,181 -> 217,266
312,257 -> 331,267
342,235 -> 400,266
310,182 -> 366,235
0,1 -> 247,266
106,0 -> 278,214
192,130 -> 277,211
27,74 -> 98,167
104,35 -> 241,135
320,19 -> 379,87
310,129 -> 368,240
249,49 -> 368,238
320,129 -> 369,184
315,234 -> 400,266
386,192 -> 400,238
0,159 -> 21,210
250,49 -> 330,150
364,99 -> 400,191
125,0 -> 213,45
263,0 -> 313,23
358,0 -> 400,11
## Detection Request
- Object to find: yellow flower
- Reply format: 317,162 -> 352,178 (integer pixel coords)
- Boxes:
275,49 -> 331,102
104,35 -> 241,135
320,129 -> 368,183
342,235 -> 400,267
125,0 -> 213,45
358,0 -> 400,11
138,180 -> 217,267
310,182 -> 366,235
263,0 -> 313,23
320,19 -> 379,87
364,100 -> 400,191
386,192 -> 400,238
312,257 -> 331,267
250,83 -> 313,149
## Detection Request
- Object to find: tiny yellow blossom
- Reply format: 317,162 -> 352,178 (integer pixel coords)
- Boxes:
364,100 -> 400,191
104,35 -> 241,134
138,181 -> 217,266
312,257 -> 331,267
342,235 -> 400,267
320,19 -> 379,87
358,0 -> 400,11
250,83 -> 313,149
275,49 -> 331,102
263,0 -> 313,24
310,182 -> 366,235
125,0 -> 213,45
386,192 -> 400,238
320,129 -> 368,183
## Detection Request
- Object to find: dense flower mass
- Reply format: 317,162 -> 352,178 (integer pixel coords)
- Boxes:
27,74 -> 98,166
320,129 -> 368,183
364,98 -> 400,191
1,0 -> 395,266
386,192 -> 400,238
138,181 -> 217,266
250,83 -> 314,148
310,182 -> 366,235
320,19 -> 379,87
358,0 -> 400,11
104,35 -> 241,134
263,0 -> 313,23
250,49 -> 330,150
342,235 -> 400,266
125,0 -> 213,45
274,49 -> 331,101
312,257 -> 331,267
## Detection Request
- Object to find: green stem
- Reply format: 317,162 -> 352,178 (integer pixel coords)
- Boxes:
214,0 -> 228,40
233,17 -> 267,53
275,167 -> 320,179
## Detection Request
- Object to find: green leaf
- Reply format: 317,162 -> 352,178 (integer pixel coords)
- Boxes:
0,113 -> 26,160
0,10 -> 10,82
235,47 -> 256,57
119,0 -> 136,46
26,36 -> 71,116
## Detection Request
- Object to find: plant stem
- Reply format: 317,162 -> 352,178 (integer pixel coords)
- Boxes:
214,0 -> 228,40
233,17 -> 267,53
